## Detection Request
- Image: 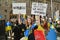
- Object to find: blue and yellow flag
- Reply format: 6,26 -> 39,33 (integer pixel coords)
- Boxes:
5,21 -> 12,32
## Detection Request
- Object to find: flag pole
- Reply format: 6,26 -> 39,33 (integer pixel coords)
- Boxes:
51,0 -> 53,19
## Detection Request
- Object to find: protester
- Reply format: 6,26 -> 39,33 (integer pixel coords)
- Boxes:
43,20 -> 48,31
28,15 -> 38,40
5,14 -> 59,40
12,14 -> 26,40
34,16 -> 46,40
46,22 -> 57,40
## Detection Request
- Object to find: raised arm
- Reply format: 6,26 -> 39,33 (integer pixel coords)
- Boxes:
18,14 -> 22,24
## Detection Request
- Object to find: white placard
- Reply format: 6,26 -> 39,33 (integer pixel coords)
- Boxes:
55,10 -> 59,20
12,3 -> 26,14
31,2 -> 48,16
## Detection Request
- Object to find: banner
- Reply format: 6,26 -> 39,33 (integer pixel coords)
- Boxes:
31,2 -> 48,16
12,3 -> 26,14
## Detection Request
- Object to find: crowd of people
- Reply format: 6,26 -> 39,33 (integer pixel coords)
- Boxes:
5,14 -> 60,40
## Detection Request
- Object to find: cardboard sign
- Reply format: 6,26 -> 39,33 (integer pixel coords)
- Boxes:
12,3 -> 26,14
55,10 -> 59,21
31,2 -> 48,16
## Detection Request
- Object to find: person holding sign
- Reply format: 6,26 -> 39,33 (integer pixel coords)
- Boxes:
12,14 -> 26,40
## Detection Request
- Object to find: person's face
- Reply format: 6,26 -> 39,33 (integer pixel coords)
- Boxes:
36,19 -> 40,24
35,16 -> 40,25
27,18 -> 31,24
25,19 -> 28,25
31,16 -> 34,19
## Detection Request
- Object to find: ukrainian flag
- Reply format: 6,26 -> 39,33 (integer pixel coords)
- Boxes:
5,22 -> 12,32
5,26 -> 12,32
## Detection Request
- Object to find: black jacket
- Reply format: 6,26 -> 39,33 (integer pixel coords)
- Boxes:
28,25 -> 38,40
12,23 -> 26,40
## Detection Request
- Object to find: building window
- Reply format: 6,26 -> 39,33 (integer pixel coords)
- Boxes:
5,2 -> 8,6
4,9 -> 7,13
0,4 -> 1,6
